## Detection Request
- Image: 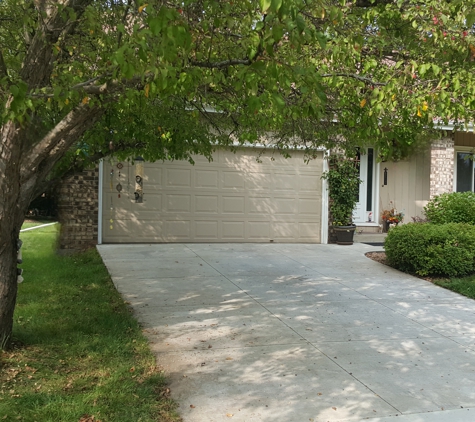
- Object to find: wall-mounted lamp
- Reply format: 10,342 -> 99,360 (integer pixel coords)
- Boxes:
383,167 -> 388,186
134,157 -> 144,203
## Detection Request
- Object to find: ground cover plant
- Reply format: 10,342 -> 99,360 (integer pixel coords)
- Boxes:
0,225 -> 180,422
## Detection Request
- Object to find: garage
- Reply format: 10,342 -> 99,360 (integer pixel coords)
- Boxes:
100,148 -> 324,243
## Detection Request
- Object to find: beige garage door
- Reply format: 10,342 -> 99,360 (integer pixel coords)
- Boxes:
102,149 -> 323,243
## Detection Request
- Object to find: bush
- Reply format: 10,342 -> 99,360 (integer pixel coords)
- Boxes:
424,191 -> 475,224
385,223 -> 475,277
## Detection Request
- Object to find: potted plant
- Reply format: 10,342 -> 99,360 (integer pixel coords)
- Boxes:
322,154 -> 362,245
381,201 -> 404,232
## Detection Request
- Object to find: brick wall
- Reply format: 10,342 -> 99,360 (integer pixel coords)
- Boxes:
430,137 -> 454,199
57,168 -> 99,250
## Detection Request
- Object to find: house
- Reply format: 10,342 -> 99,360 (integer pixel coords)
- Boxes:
56,129 -> 474,249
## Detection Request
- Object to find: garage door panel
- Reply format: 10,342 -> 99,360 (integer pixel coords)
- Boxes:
299,174 -> 320,192
166,194 -> 191,213
142,193 -> 162,209
143,167 -> 163,185
105,199 -> 132,216
298,223 -> 320,240
247,221 -> 271,239
245,173 -> 272,190
102,149 -> 323,243
273,173 -> 298,191
166,169 -> 192,187
299,198 -> 319,216
220,150 -> 255,166
272,222 -> 298,240
273,197 -> 298,215
195,170 -> 219,188
222,196 -> 245,214
195,221 -> 219,239
222,221 -> 245,239
223,171 -> 245,189
195,196 -> 219,213
166,220 -> 191,240
108,219 -> 164,242
190,154 -> 215,164
248,197 -> 272,214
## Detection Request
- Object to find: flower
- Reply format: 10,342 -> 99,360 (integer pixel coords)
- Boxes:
381,202 -> 404,224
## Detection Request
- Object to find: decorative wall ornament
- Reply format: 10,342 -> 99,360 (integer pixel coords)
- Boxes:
134,157 -> 144,203
109,168 -> 114,229
116,162 -> 123,198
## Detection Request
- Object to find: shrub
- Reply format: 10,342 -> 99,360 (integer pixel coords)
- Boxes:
385,223 -> 475,277
321,155 -> 361,226
424,191 -> 475,225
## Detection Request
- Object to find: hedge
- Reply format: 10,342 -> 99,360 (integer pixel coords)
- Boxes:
424,191 -> 475,225
385,223 -> 475,277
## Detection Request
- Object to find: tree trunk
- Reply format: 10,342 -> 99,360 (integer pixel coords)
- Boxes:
0,104 -> 103,349
0,121 -> 26,349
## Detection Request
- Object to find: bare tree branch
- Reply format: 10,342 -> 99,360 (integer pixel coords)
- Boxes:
0,50 -> 8,82
320,73 -> 387,86
20,102 -> 103,187
21,0 -> 94,89
191,59 -> 252,69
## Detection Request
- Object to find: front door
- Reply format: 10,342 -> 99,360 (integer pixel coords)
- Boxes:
353,148 -> 376,223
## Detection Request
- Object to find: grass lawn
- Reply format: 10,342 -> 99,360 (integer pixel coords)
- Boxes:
433,276 -> 475,300
21,219 -> 55,230
0,225 -> 180,422
367,251 -> 475,301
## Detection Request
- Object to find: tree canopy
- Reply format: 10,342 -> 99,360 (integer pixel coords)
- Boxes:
3,0 -> 475,182
2,0 -> 475,348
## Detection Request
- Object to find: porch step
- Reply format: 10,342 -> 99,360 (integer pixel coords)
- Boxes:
354,231 -> 387,244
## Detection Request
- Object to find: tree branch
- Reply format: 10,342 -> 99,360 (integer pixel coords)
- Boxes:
20,102 -> 104,187
0,50 -> 8,82
190,58 -> 252,69
21,0 -> 94,89
354,0 -> 395,6
320,73 -> 387,86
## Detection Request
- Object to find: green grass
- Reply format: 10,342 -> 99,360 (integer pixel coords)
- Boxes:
0,225 -> 181,422
434,275 -> 475,300
21,219 -> 55,229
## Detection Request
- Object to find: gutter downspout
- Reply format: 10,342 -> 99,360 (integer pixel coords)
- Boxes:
321,150 -> 330,244
97,159 -> 103,245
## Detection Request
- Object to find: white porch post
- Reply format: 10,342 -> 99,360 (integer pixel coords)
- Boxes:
321,150 -> 330,244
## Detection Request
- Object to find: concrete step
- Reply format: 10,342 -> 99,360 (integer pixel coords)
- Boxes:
354,231 -> 387,244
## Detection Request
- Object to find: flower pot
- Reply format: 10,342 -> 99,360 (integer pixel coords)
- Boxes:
383,220 -> 399,232
333,225 -> 356,245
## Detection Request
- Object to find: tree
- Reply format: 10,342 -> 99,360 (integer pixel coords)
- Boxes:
2,0 -> 475,349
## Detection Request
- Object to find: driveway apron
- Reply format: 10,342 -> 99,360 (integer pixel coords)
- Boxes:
97,243 -> 475,422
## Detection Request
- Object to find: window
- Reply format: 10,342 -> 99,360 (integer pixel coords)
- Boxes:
456,152 -> 475,192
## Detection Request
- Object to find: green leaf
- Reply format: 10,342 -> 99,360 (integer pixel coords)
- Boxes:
271,0 -> 283,13
272,92 -> 285,108
467,12 -> 475,27
259,0 -> 271,12
10,85 -> 19,97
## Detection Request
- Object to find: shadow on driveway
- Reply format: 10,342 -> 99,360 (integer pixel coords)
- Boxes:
98,243 -> 475,422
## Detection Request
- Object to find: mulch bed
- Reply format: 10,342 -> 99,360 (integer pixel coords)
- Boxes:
365,251 -> 389,266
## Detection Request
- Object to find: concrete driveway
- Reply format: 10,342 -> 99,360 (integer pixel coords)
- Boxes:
97,243 -> 475,422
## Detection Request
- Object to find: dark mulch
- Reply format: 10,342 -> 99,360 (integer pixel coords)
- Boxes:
365,251 -> 389,266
